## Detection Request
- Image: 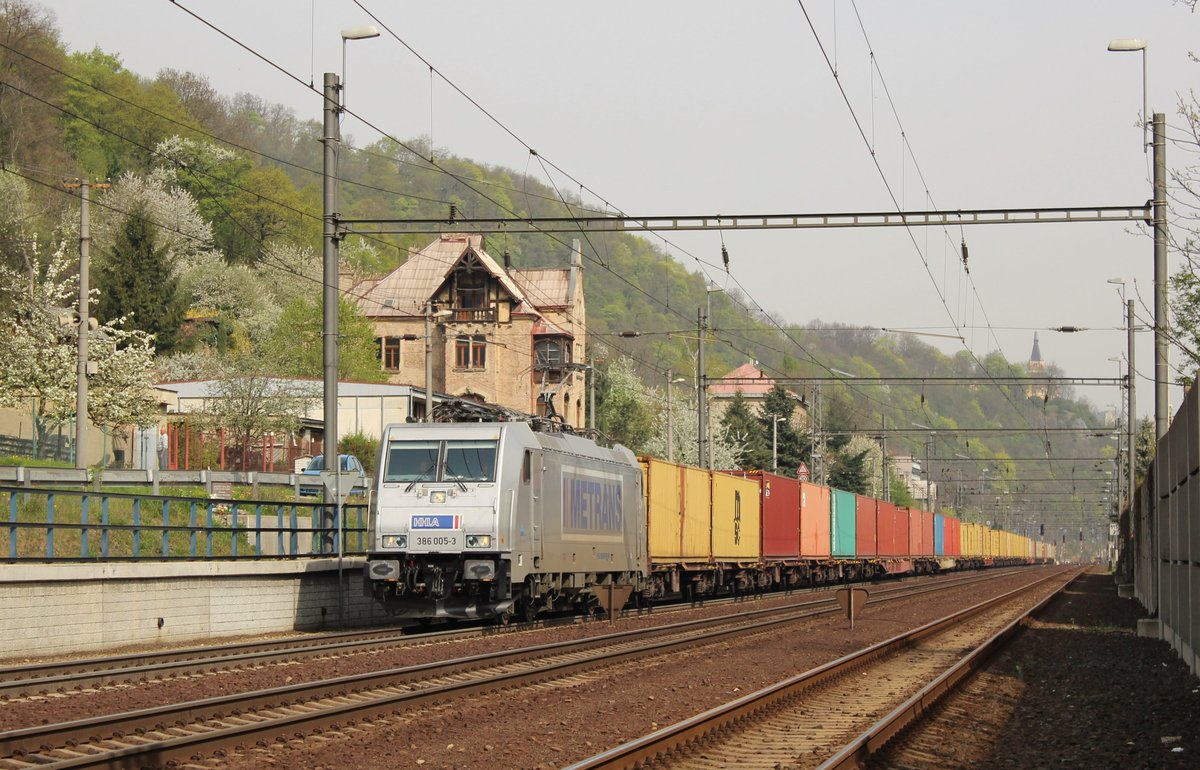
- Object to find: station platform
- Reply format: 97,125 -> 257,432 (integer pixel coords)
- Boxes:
0,559 -> 390,660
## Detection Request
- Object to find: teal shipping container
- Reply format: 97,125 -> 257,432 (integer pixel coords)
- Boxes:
934,514 -> 946,556
830,488 -> 857,558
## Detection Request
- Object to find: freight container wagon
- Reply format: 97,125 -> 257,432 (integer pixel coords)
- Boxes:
736,471 -> 800,561
909,509 -> 926,557
798,482 -> 832,559
855,495 -> 878,557
642,457 -> 712,564
831,488 -> 857,558
876,501 -> 900,557
711,472 -> 761,562
895,506 -> 913,558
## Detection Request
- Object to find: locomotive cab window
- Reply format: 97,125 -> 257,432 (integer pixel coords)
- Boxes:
444,440 -> 498,482
384,440 -> 440,483
384,438 -> 499,484
521,450 -> 531,484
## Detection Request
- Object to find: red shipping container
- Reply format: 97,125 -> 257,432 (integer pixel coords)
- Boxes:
876,501 -> 897,556
922,511 -> 935,557
855,495 -> 878,557
895,506 -> 912,557
735,471 -> 800,560
908,509 -> 924,556
798,482 -> 832,558
946,518 -> 960,556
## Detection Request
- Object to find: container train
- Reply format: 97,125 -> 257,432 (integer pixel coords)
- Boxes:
363,422 -> 1055,620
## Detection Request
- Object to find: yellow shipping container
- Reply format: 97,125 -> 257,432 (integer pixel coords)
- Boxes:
641,457 -> 712,563
711,472 -> 761,561
960,521 -> 983,558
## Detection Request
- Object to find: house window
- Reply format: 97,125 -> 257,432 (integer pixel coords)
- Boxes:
533,337 -> 571,383
454,260 -> 489,321
378,336 -> 402,371
455,334 -> 487,369
534,338 -> 568,368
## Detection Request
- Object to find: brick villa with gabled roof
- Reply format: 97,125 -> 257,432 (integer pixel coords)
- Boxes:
351,234 -> 587,428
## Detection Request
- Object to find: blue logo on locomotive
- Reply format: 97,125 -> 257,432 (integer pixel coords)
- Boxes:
562,473 -> 623,533
411,514 -> 460,529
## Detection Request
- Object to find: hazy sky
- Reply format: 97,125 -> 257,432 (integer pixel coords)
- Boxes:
35,0 -> 1200,419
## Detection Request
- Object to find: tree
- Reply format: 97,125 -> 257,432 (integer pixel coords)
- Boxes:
0,170 -> 36,279
1134,417 -> 1155,481
720,391 -> 768,470
594,357 -> 655,452
828,446 -> 869,494
0,0 -> 71,171
95,202 -> 185,353
61,48 -> 198,178
760,384 -> 806,474
643,379 -> 742,469
265,295 -> 386,383
889,470 -> 916,507
198,358 -> 319,468
0,241 -> 159,455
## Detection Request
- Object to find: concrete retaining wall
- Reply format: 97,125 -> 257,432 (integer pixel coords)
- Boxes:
0,560 -> 395,661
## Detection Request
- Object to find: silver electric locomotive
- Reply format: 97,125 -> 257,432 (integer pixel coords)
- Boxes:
364,422 -> 646,620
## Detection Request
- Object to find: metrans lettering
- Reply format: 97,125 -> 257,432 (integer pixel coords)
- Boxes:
562,474 -> 623,533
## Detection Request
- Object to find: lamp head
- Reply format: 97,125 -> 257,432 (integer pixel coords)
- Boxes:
1107,38 -> 1147,52
342,25 -> 381,41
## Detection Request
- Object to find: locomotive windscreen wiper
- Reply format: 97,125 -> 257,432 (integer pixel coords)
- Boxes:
404,461 -> 438,492
443,465 -> 468,492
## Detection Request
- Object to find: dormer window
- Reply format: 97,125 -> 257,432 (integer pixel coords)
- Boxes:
452,252 -> 493,321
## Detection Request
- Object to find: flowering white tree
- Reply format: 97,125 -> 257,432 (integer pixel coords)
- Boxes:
0,241 -> 159,454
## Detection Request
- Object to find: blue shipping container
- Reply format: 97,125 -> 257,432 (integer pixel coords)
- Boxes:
933,513 -> 945,556
831,488 -> 857,558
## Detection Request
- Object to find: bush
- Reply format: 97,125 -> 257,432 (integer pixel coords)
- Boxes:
339,431 -> 379,476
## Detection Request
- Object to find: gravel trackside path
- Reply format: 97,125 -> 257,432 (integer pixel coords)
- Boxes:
874,571 -> 1199,770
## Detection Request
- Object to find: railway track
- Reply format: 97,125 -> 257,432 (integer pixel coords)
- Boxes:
0,569 -> 1022,700
561,567 -> 1078,770
0,569 -> 1031,769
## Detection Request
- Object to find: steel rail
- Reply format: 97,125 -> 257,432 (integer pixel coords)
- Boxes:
0,568 -> 1020,698
0,571 -> 1025,767
561,568 -> 1074,770
816,571 -> 1082,769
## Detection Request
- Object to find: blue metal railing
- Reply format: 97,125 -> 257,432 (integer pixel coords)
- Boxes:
2,485 -> 368,562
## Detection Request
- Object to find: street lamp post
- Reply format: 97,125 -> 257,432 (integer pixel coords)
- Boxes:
340,25 -> 380,112
1107,39 -> 1148,152
1107,40 -> 1166,440
666,370 -> 686,463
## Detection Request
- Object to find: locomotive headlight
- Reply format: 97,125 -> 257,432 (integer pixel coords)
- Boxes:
430,490 -> 447,504
382,535 -> 407,549
465,534 -> 492,548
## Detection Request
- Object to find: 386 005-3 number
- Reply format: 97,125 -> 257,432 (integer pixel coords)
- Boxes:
415,535 -> 457,547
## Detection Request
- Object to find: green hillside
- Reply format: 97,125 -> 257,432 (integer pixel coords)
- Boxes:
0,0 -> 1117,529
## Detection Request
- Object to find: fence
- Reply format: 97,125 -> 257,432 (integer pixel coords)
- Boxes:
1121,383 -> 1199,677
2,485 -> 368,562
0,466 -> 372,497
